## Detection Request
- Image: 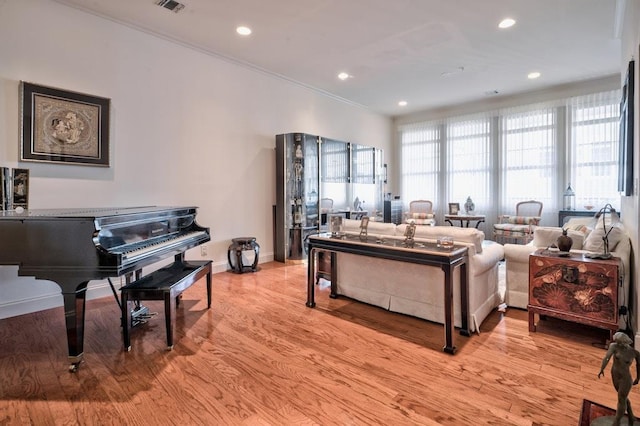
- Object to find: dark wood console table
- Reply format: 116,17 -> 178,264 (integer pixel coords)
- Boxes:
306,233 -> 470,354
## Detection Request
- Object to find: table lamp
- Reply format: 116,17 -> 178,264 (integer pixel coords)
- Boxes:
585,203 -> 619,259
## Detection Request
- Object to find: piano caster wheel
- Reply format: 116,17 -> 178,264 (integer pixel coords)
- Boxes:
125,346 -> 131,352
167,345 -> 174,351
69,362 -> 81,373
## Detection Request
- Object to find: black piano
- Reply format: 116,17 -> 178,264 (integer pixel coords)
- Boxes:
0,206 -> 210,370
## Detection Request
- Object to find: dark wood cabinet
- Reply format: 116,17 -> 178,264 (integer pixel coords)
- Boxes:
528,249 -> 621,339
383,200 -> 403,224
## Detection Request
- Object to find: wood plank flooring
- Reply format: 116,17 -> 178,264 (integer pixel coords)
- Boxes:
0,261 -> 635,425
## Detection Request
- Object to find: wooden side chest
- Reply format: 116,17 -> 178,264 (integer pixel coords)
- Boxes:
528,249 -> 621,339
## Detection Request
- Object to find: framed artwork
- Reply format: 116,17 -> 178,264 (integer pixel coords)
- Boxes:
20,82 -> 110,167
12,168 -> 29,209
617,60 -> 634,196
449,203 -> 460,214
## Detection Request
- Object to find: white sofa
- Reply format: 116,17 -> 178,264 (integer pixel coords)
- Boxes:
503,218 -> 631,325
332,219 -> 505,332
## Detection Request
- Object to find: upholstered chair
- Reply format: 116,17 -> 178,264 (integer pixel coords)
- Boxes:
404,199 -> 436,226
493,200 -> 543,244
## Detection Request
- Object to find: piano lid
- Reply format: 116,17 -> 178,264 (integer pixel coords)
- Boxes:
0,206 -> 197,220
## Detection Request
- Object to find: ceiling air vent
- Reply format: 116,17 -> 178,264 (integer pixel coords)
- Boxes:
155,0 -> 186,13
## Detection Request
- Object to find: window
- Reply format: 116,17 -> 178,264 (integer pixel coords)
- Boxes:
446,117 -> 492,213
400,124 -> 440,205
351,144 -> 375,184
500,106 -> 557,212
569,90 -> 620,209
397,88 -> 620,227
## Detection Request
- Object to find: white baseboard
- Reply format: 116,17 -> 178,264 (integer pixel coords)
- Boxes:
0,255 -> 273,320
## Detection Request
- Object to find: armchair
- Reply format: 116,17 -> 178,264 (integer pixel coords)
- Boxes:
404,199 -> 436,226
493,200 -> 543,244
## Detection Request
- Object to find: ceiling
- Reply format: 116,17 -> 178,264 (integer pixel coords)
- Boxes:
53,0 -> 623,117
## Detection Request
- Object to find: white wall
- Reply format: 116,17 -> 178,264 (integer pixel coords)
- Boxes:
0,0 -> 392,318
621,0 -> 640,345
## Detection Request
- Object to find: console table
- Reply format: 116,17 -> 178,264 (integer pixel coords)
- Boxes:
444,214 -> 485,228
528,249 -> 621,339
306,233 -> 470,354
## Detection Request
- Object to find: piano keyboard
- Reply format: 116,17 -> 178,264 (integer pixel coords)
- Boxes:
119,231 -> 209,263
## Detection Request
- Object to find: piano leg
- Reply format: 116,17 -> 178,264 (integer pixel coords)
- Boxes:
61,281 -> 89,372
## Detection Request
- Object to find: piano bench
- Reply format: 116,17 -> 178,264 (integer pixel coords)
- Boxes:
120,259 -> 212,351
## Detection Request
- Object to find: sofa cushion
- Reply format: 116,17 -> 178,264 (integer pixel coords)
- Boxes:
583,223 -> 625,253
564,222 -> 591,238
493,223 -> 532,237
532,227 -> 585,250
343,218 -> 397,236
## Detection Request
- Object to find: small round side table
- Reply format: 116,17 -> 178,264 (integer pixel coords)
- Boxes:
227,237 -> 260,273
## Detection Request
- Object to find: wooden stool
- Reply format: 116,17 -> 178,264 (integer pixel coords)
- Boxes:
227,237 -> 260,273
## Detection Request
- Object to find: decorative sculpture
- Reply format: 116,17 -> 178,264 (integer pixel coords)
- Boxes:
598,331 -> 640,425
556,228 -> 573,252
403,222 -> 416,246
464,196 -> 475,214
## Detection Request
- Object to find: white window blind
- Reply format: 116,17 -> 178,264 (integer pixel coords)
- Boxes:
569,90 -> 621,209
397,88 -> 620,228
500,106 -> 557,214
400,123 -> 441,205
321,139 -> 349,183
446,116 -> 492,214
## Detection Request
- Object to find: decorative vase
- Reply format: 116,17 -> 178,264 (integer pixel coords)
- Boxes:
557,229 -> 573,252
464,196 -> 475,214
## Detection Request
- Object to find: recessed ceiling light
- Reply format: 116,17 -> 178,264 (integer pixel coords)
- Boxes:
398,101 -> 408,107
498,18 -> 516,29
528,71 -> 541,79
337,72 -> 350,80
236,26 -> 252,36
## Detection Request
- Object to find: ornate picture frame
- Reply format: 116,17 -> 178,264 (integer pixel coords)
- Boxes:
448,202 -> 460,214
20,82 -> 110,167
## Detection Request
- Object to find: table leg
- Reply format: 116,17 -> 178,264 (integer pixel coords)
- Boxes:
442,264 -> 456,354
329,251 -> 338,298
528,309 -> 536,332
459,259 -> 470,336
306,248 -> 316,307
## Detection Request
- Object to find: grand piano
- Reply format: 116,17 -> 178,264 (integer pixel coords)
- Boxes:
0,206 -> 210,371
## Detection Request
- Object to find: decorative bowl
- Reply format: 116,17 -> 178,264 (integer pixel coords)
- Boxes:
584,205 -> 594,211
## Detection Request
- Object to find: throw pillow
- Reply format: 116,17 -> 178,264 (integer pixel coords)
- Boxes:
583,224 -> 625,253
532,227 -> 584,250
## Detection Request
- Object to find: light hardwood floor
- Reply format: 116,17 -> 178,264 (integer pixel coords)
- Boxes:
0,261 -> 635,425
